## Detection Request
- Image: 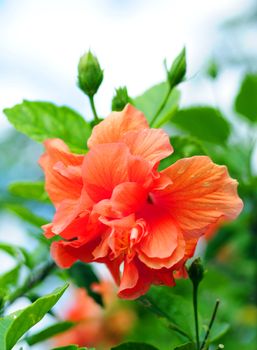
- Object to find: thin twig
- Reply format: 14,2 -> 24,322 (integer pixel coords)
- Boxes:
200,299 -> 220,350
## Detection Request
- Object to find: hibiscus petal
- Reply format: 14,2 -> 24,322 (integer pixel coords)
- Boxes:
121,128 -> 173,165
128,157 -> 155,189
82,143 -> 130,202
49,186 -> 93,235
51,199 -> 82,235
152,268 -> 176,287
139,230 -> 186,269
51,239 -> 99,268
87,104 -> 149,148
118,259 -> 151,299
155,156 -> 243,238
39,138 -> 83,206
42,223 -> 55,239
138,204 -> 180,260
51,241 -> 79,268
94,182 -> 147,218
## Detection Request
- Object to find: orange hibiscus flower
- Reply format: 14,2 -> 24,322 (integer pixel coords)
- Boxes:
53,281 -> 136,349
40,104 -> 243,299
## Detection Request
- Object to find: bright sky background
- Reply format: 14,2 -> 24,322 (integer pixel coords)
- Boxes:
0,0 -> 250,132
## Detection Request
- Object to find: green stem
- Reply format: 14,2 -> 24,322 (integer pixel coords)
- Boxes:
89,95 -> 99,122
149,85 -> 172,127
193,283 -> 200,350
0,261 -> 56,314
200,299 -> 220,350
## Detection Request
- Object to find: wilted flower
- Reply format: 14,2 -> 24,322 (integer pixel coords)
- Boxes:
40,104 -> 243,299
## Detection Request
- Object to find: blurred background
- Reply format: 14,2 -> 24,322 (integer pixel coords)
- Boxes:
0,0 -> 257,349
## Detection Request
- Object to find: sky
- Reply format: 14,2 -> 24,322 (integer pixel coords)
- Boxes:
0,0 -> 250,133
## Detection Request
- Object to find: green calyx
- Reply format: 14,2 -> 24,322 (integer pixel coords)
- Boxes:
112,86 -> 132,111
188,257 -> 205,288
166,47 -> 186,89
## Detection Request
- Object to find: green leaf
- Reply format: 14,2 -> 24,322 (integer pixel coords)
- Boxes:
159,135 -> 207,171
4,101 -> 91,151
4,203 -> 47,227
68,262 -> 103,306
26,321 -> 75,345
0,242 -> 31,270
0,265 -> 20,290
209,322 -> 230,343
166,47 -> 186,89
234,74 -> 257,122
139,286 -> 194,341
111,342 -> 159,350
171,107 -> 231,144
8,181 -> 49,202
134,82 -> 180,127
0,265 -> 21,301
174,343 -> 196,350
0,284 -> 68,350
0,243 -> 26,262
0,244 -> 29,299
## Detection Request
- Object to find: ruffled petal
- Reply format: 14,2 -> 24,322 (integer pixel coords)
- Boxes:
47,186 -> 94,237
128,157 -> 154,188
138,204 -> 180,260
138,230 -> 186,269
82,143 -> 130,202
152,268 -> 176,287
118,259 -> 151,299
87,104 -> 148,148
51,238 -> 99,268
39,139 -> 83,206
121,128 -> 173,165
93,182 -> 147,218
154,156 -> 243,238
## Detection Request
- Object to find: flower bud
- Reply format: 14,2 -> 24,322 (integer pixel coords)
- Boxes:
78,51 -> 103,97
111,87 -> 132,111
207,60 -> 219,80
188,257 -> 205,287
166,47 -> 186,89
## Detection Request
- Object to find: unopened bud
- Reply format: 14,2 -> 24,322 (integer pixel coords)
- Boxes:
166,47 -> 186,89
78,51 -> 103,97
207,60 -> 219,80
188,257 -> 205,287
112,87 -> 132,111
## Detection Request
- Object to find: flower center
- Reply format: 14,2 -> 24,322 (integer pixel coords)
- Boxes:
111,219 -> 146,258
147,193 -> 154,204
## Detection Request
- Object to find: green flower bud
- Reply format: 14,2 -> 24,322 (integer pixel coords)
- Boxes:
111,87 -> 132,111
166,47 -> 186,89
207,60 -> 219,80
188,257 -> 205,287
78,51 -> 103,97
